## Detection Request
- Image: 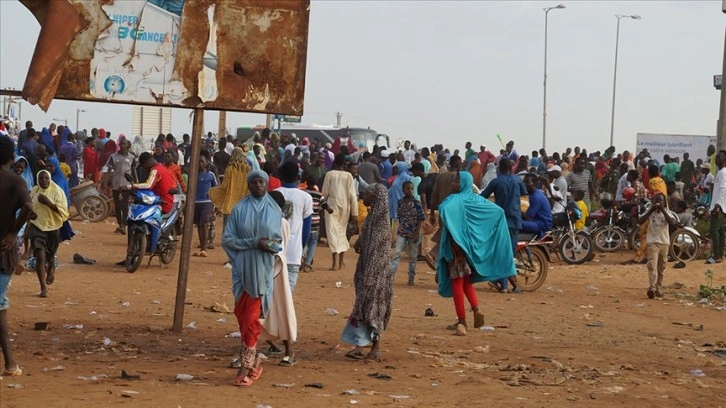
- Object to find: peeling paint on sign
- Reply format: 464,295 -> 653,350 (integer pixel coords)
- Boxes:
20,0 -> 309,115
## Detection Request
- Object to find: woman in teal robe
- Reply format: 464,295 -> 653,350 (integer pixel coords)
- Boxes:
437,171 -> 516,335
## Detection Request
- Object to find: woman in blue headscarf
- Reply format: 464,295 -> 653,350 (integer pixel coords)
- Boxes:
437,171 -> 516,336
387,161 -> 412,220
246,149 -> 260,171
222,169 -> 282,387
44,157 -> 70,206
40,128 -> 56,154
13,156 -> 34,191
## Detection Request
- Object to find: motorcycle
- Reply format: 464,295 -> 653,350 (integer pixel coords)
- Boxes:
513,235 -> 549,292
519,202 -> 594,266
589,193 -> 634,252
669,205 -> 707,262
125,189 -> 183,273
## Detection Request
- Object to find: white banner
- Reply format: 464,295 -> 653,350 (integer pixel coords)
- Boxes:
635,133 -> 716,163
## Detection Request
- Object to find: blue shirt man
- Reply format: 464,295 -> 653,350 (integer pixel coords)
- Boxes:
521,174 -> 553,238
379,154 -> 394,181
481,158 -> 526,292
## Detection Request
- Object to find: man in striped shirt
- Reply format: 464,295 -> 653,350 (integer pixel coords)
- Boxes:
566,157 -> 598,208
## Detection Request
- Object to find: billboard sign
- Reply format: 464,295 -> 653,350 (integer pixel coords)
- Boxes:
20,0 -> 310,114
636,133 -> 716,163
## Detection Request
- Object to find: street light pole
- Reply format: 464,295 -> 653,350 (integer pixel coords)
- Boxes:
609,14 -> 641,148
542,4 -> 565,151
76,108 -> 87,131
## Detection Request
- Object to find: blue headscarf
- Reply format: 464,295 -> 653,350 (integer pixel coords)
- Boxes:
46,156 -> 71,207
246,150 -> 261,171
387,161 -> 412,220
436,171 -> 516,297
40,127 -> 56,154
14,156 -> 34,191
60,126 -> 72,146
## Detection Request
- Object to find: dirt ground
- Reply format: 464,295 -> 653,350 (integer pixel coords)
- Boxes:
1,218 -> 725,408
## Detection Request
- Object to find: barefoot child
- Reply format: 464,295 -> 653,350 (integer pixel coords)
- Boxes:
639,192 -> 677,299
390,181 -> 425,285
192,151 -> 217,257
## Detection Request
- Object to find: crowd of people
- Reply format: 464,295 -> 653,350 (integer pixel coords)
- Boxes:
1,119 -> 726,385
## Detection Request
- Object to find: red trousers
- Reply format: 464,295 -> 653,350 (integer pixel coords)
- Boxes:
234,292 -> 262,348
452,276 -> 478,320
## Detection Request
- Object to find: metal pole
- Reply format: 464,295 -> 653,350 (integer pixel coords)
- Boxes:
265,113 -> 273,129
609,17 -> 622,148
172,107 -> 204,333
543,10 -> 549,150
718,22 -> 726,151
218,111 -> 227,139
76,109 -> 80,131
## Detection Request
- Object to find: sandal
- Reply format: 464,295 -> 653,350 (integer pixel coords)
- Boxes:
365,352 -> 381,362
455,323 -> 467,336
233,374 -> 253,387
2,365 -> 22,376
229,358 -> 242,369
265,346 -> 284,356
345,349 -> 365,360
38,290 -> 48,298
279,356 -> 296,367
248,366 -> 263,380
445,322 -> 460,330
473,311 -> 485,329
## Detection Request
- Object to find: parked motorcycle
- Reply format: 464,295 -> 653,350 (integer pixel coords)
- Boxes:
125,189 -> 183,273
520,202 -> 594,266
590,192 -> 639,252
513,235 -> 549,292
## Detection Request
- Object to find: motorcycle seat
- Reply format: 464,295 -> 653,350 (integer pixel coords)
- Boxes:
518,233 -> 538,242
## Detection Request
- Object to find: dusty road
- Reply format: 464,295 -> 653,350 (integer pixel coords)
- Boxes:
1,219 -> 725,407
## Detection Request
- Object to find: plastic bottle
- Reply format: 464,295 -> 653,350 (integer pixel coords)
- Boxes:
263,240 -> 282,253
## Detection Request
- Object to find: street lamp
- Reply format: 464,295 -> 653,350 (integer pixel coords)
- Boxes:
542,4 -> 566,151
53,118 -> 68,126
609,14 -> 641,148
76,108 -> 87,131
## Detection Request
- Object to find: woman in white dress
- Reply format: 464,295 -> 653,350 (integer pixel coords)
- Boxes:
262,191 -> 298,366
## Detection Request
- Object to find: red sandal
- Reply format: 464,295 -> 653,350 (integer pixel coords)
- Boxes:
248,366 -> 263,380
233,375 -> 253,387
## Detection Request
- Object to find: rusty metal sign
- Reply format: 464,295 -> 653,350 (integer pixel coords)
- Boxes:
20,0 -> 310,114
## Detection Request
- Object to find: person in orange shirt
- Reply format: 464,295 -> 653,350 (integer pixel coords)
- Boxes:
648,164 -> 667,200
164,151 -> 186,193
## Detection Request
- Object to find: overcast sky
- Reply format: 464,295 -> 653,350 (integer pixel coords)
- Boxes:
1,1 -> 724,155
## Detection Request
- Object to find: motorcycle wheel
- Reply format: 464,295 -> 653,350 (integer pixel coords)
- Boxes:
670,228 -> 700,262
515,246 -> 548,292
628,227 -> 641,252
593,227 -> 626,253
126,231 -> 146,273
160,235 -> 177,264
558,231 -> 593,265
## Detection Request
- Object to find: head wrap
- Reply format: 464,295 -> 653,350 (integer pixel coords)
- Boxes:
246,150 -> 260,171
209,147 -> 251,214
14,156 -> 34,191
46,156 -> 71,206
247,169 -> 269,183
387,161 -> 412,219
